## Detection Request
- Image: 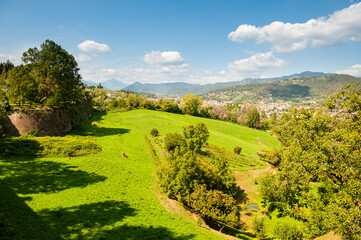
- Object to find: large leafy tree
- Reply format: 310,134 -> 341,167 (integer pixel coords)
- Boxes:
21,40 -> 83,106
181,93 -> 203,116
260,84 -> 361,239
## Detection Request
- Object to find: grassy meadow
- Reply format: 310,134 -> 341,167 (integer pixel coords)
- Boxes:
0,109 -> 280,240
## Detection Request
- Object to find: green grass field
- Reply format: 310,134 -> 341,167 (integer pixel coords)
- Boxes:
0,109 -> 280,240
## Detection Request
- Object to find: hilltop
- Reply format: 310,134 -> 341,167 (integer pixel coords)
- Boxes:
202,74 -> 361,104
83,71 -> 330,95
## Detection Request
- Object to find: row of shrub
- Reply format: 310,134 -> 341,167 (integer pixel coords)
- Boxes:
0,134 -> 101,158
152,123 -> 245,231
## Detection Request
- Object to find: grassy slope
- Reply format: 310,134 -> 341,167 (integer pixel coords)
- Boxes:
0,109 -> 279,240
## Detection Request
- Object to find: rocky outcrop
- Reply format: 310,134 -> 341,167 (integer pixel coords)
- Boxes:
7,99 -> 92,136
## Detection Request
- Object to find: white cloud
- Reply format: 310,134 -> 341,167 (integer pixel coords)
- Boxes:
219,70 -> 227,75
205,70 -> 212,74
336,64 -> 361,77
0,53 -> 18,62
228,2 -> 361,52
144,51 -> 185,65
228,52 -> 287,76
78,40 -> 111,53
76,53 -> 92,62
80,67 -> 129,83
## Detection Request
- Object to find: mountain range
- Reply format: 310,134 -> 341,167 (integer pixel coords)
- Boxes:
202,74 -> 361,103
82,71 -> 330,95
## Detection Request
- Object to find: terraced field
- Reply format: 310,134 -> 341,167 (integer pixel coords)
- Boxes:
0,110 -> 280,240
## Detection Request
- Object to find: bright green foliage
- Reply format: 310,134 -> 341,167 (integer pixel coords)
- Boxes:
158,151 -> 205,198
260,84 -> 361,239
7,65 -> 37,106
187,184 -> 239,229
0,135 -> 101,158
181,93 -> 203,116
90,87 -> 107,110
253,217 -> 266,239
273,223 -> 303,240
163,132 -> 185,152
157,123 -> 244,231
21,40 -> 83,106
244,106 -> 261,128
183,122 -> 209,152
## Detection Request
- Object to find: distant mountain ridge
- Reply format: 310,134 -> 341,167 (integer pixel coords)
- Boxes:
82,71 -> 331,95
202,74 -> 361,103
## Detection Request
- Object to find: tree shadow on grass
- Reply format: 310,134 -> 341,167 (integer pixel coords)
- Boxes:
100,224 -> 196,240
69,111 -> 130,137
0,158 -> 106,195
38,201 -> 195,240
0,138 -> 43,158
0,180 -> 59,240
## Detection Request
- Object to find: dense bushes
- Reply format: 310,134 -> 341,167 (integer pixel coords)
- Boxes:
274,223 -> 303,240
188,184 -> 239,229
156,123 -> 243,231
260,84 -> 361,239
0,135 -> 101,158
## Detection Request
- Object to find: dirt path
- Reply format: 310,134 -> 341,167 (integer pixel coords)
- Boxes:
257,137 -> 267,148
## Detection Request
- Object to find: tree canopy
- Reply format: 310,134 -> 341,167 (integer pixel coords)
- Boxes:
260,84 -> 361,239
5,40 -> 83,107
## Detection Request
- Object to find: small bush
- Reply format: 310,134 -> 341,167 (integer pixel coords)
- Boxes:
253,217 -> 266,239
150,128 -> 159,137
274,223 -> 303,240
233,146 -> 242,155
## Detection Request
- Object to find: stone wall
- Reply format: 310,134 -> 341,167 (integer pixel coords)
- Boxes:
7,99 -> 93,136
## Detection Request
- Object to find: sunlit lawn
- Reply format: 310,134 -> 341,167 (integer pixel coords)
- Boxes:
0,109 -> 280,239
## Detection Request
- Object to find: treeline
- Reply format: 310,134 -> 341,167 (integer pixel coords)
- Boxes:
151,123 -> 245,231
90,88 -> 269,130
259,84 -> 361,239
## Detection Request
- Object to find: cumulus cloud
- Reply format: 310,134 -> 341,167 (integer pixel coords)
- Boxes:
144,51 -> 185,65
78,40 -> 111,53
76,53 -> 92,62
336,64 -> 361,77
228,52 -> 287,76
228,2 -> 361,52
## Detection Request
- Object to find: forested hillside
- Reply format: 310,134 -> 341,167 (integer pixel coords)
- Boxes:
202,74 -> 361,104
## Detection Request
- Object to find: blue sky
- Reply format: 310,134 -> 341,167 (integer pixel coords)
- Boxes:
1,0 -> 361,84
